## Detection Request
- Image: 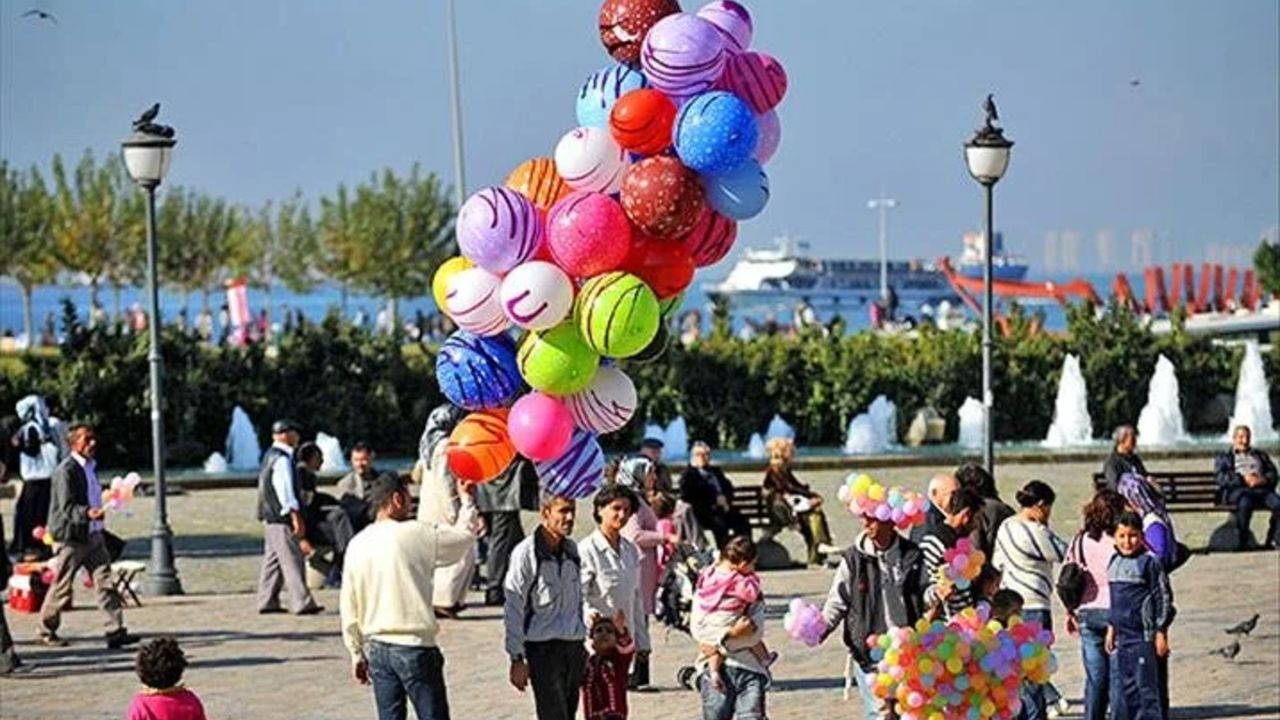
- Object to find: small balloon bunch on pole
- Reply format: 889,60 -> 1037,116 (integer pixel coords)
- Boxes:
837,473 -> 927,531
869,605 -> 1055,720
935,537 -> 985,592
433,0 -> 788,498
101,472 -> 142,512
783,598 -> 825,647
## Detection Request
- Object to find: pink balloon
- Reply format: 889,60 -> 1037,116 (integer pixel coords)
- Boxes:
755,109 -> 781,163
546,191 -> 632,278
507,392 -> 574,462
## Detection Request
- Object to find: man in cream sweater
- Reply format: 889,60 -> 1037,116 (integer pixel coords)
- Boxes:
341,472 -> 480,720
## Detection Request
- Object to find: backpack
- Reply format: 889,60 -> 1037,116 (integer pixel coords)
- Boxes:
1056,531 -> 1089,611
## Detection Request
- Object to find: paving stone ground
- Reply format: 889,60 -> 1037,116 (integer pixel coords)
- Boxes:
2,460 -> 1278,719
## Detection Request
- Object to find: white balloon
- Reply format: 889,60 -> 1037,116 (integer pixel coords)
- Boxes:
554,127 -> 628,194
499,261 -> 575,331
564,365 -> 637,434
444,267 -> 509,336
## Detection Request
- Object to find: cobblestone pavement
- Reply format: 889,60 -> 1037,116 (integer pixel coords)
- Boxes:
2,460 -> 1278,719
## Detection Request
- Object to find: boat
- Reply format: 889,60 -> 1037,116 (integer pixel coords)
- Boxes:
956,231 -> 1029,281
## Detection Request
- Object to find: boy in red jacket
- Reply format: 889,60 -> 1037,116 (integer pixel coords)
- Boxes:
582,612 -> 635,720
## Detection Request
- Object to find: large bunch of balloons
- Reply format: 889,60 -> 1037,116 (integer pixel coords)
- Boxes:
935,537 -> 985,592
434,0 -> 787,497
837,473 -> 928,531
869,606 -> 1055,720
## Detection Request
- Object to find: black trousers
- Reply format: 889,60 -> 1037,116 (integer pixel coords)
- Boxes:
525,640 -> 586,720
700,510 -> 751,549
9,478 -> 51,558
306,495 -> 356,556
1227,487 -> 1280,548
483,511 -> 525,597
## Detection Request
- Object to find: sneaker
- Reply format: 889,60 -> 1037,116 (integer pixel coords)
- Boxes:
106,631 -> 140,649
258,607 -> 286,615
296,605 -> 326,616
816,543 -> 842,555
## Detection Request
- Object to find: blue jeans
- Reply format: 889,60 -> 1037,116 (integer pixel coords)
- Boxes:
1019,609 -> 1062,720
366,641 -> 450,720
1110,641 -> 1161,720
1077,608 -> 1111,720
699,665 -> 768,720
854,659 -> 889,720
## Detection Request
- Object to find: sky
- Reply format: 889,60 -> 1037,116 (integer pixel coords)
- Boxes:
2,0 -> 1278,272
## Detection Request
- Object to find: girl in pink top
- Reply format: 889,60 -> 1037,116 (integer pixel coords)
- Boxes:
1065,489 -> 1126,720
124,637 -> 207,720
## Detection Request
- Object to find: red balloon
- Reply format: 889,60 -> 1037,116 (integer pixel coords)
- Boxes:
621,234 -> 695,299
609,89 -> 677,157
680,208 -> 738,267
598,0 -> 681,64
620,156 -> 706,239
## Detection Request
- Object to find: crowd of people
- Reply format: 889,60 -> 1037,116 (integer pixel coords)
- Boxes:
1,391 -> 1277,720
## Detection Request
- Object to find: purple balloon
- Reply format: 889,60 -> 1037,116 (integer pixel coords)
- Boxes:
535,428 -> 605,499
696,1 -> 753,53
456,187 -> 543,274
641,14 -> 727,99
755,109 -> 781,164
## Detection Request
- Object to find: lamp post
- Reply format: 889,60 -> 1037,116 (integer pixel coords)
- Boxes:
963,94 -> 1013,477
445,0 -> 467,209
867,192 -> 898,302
122,107 -> 183,596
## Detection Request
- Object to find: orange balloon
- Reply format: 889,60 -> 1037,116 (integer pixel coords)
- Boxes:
446,409 -> 515,483
505,158 -> 571,211
609,88 -> 677,156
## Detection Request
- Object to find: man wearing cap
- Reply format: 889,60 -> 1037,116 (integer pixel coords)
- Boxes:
256,419 -> 322,615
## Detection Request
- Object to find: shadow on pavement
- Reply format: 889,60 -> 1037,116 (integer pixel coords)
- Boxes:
1172,705 -> 1280,719
771,677 -> 847,692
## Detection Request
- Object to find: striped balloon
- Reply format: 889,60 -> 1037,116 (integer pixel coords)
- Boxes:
505,157 -> 572,211
576,63 -> 649,129
681,209 -> 738,267
575,272 -> 661,358
444,267 -> 510,336
535,428 -> 605,499
554,127 -> 630,195
640,13 -> 728,99
447,410 -> 516,483
696,1 -> 753,53
456,187 -> 543,274
721,51 -> 788,114
564,366 -> 637,434
435,331 -> 522,411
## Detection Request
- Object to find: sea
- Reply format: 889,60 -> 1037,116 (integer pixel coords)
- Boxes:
0,270 -> 1126,341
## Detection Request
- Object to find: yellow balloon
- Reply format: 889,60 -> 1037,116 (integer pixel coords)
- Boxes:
432,256 -> 474,310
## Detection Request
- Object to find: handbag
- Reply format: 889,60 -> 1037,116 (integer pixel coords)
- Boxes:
1056,531 -> 1089,611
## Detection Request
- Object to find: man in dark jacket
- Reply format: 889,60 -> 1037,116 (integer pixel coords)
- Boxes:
954,463 -> 1015,559
679,442 -> 750,549
473,455 -> 539,606
38,423 -> 136,649
820,507 -> 926,718
1100,424 -> 1148,492
1215,425 -> 1280,549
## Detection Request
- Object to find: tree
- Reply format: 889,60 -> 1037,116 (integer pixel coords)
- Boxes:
226,193 -> 318,323
1255,238 -> 1280,297
157,187 -> 239,313
0,162 -> 60,346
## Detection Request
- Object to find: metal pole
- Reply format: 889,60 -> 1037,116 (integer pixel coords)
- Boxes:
877,202 -> 888,302
982,182 -> 995,476
143,183 -> 182,596
445,0 -> 467,209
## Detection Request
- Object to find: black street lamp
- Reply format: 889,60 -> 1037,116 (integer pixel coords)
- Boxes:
121,105 -> 183,596
964,94 -> 1014,477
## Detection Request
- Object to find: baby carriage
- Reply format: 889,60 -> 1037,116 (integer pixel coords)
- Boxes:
654,541 -> 714,690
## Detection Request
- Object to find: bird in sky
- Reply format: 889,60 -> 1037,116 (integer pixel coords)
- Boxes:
1224,613 -> 1260,637
984,93 -> 999,124
21,8 -> 57,24
1129,79 -> 1141,87
1209,640 -> 1241,660
134,103 -> 161,129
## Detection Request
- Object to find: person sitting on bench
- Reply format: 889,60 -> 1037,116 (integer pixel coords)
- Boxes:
679,443 -> 750,550
1214,425 -> 1279,550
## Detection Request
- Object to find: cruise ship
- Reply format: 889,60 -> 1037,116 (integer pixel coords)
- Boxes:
956,231 -> 1030,281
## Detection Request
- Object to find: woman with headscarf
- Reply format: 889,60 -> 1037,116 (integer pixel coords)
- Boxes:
9,395 -> 65,559
415,402 -> 475,618
761,437 -> 834,565
615,456 -> 677,690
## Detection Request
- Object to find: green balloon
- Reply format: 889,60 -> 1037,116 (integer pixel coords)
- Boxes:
517,322 -> 600,395
658,291 -> 685,321
575,271 -> 660,358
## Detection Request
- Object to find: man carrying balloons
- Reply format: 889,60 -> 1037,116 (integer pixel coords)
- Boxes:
816,475 -> 928,719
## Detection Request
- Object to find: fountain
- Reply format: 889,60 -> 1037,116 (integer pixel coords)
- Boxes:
664,416 -> 689,460
746,433 -> 766,459
1226,341 -> 1277,441
957,397 -> 984,449
315,432 -> 349,472
202,452 -> 229,474
1136,355 -> 1189,445
844,395 -> 898,454
764,414 -> 795,440
225,406 -> 263,471
1044,354 -> 1093,447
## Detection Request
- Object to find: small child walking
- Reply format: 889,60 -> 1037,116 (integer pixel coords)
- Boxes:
125,637 -> 207,720
582,612 -> 635,720
1105,511 -> 1174,720
693,536 -> 775,686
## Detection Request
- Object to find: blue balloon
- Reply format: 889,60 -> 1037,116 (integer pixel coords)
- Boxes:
673,91 -> 759,175
435,330 -> 522,411
703,159 -> 769,220
576,63 -> 648,129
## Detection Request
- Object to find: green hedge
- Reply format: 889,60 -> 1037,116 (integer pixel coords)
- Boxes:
1,302 -> 1274,468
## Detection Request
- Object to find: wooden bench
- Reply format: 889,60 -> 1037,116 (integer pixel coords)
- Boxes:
1092,471 -> 1232,513
729,485 -> 773,528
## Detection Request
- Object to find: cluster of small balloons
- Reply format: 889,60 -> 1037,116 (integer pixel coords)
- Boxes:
101,472 -> 141,512
432,0 -> 786,498
936,537 -> 985,592
837,473 -> 928,531
30,525 -> 55,548
869,605 -> 1055,720
783,597 -> 826,647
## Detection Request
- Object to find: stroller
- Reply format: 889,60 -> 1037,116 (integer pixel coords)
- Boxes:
654,541 -> 714,690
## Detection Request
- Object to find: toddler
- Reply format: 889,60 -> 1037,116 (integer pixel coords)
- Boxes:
693,536 -> 775,685
582,612 -> 635,720
125,637 -> 207,720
